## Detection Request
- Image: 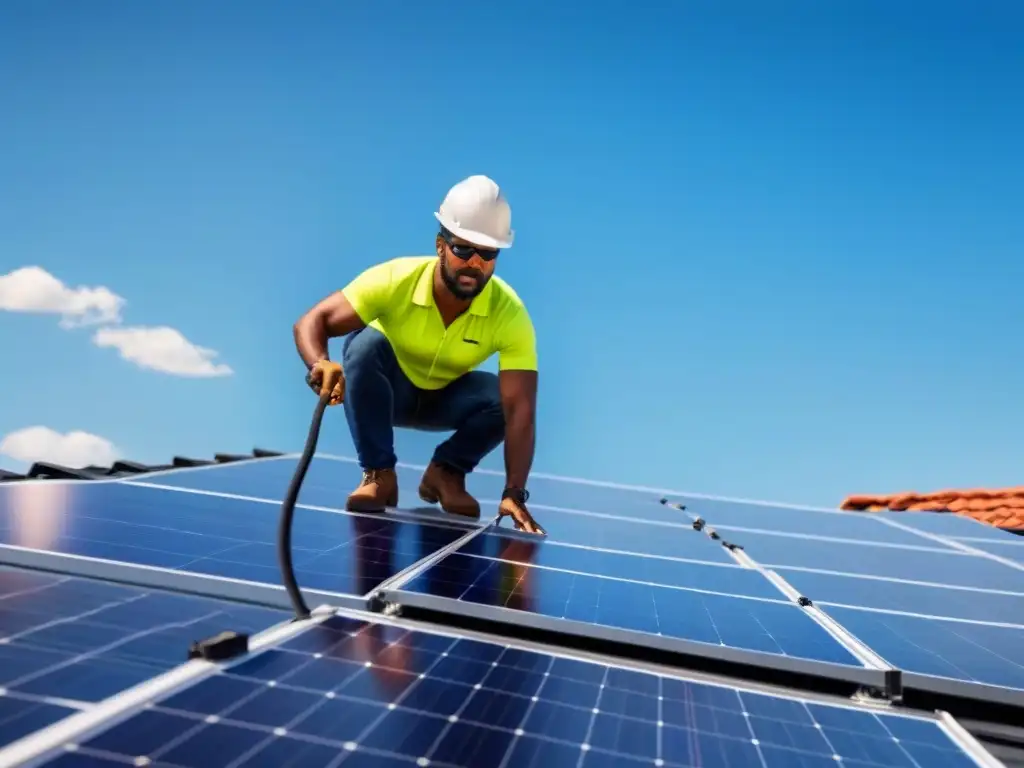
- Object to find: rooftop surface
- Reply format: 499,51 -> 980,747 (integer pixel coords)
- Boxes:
0,450 -> 1022,767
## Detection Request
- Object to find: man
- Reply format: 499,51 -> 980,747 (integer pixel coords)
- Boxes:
293,174 -> 545,535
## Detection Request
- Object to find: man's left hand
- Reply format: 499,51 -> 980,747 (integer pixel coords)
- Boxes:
498,494 -> 545,535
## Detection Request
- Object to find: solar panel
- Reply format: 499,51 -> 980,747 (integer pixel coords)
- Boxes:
672,495 -> 1024,709
0,453 -> 1017,766
820,607 -> 1024,706
14,611 -> 990,768
0,478 -> 479,611
0,566 -> 287,749
379,529 -> 890,690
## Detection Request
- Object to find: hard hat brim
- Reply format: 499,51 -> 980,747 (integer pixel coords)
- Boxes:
434,212 -> 514,249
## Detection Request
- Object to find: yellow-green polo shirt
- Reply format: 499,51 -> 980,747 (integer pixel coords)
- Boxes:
341,256 -> 537,390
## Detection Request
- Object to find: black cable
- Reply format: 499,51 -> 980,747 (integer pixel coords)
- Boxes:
277,388 -> 332,620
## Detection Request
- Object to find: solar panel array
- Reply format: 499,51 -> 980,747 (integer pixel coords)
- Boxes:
0,452 -> 1020,767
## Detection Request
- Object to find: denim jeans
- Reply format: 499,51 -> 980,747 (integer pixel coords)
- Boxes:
342,326 -> 505,474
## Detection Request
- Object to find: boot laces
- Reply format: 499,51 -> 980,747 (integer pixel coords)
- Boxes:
362,469 -> 392,485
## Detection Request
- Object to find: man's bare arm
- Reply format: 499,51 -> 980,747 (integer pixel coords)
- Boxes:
293,291 -> 367,369
498,369 -> 538,491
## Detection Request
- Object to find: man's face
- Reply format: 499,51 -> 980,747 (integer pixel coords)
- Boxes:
436,230 -> 498,301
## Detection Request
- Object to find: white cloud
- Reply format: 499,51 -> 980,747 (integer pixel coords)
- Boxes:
1,266 -> 233,378
0,266 -> 125,327
0,426 -> 119,468
92,325 -> 234,378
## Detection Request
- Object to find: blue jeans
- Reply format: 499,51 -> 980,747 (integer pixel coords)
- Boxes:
342,326 -> 505,474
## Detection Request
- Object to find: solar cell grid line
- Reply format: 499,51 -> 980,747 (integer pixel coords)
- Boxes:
816,604 -> 1024,709
0,480 -> 486,613
0,566 -> 290,752
23,609 -> 999,768
377,528 -> 895,691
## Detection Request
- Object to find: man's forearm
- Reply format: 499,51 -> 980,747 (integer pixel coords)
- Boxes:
293,316 -> 330,369
503,409 -> 535,490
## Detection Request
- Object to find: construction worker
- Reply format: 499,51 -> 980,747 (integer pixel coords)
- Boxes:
293,175 -> 545,535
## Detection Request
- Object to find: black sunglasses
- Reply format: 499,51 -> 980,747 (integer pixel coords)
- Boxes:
439,227 -> 500,262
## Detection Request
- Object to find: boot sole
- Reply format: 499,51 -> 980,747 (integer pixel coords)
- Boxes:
346,490 -> 398,513
419,484 -> 480,519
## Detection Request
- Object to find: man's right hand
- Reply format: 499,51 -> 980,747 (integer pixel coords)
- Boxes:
306,359 -> 345,405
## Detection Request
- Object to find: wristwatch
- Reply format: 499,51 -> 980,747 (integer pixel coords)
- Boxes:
501,487 -> 530,506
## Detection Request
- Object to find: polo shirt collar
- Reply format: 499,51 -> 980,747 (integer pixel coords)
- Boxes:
413,257 -> 493,316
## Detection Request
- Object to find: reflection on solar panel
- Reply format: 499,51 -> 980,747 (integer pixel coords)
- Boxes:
0,479 -> 479,611
0,453 -> 1018,767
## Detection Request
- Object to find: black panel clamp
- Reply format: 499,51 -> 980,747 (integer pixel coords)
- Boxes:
188,631 -> 250,661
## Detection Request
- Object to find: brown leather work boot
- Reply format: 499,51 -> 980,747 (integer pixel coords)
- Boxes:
418,462 -> 480,519
346,468 -> 398,513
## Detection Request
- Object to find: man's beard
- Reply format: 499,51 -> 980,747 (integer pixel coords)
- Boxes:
440,258 -> 488,300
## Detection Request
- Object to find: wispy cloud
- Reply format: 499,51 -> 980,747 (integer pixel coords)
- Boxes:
1,266 -> 234,377
0,425 -> 119,468
0,266 -> 125,327
93,326 -> 234,378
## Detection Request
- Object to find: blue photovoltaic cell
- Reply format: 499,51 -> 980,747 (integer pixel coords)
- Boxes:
679,498 -> 934,546
0,697 -> 74,753
506,510 -> 737,563
876,510 -> 1024,541
134,455 -> 694,525
126,460 -> 721,561
0,566 -> 286,748
395,536 -> 863,668
442,531 -> 781,600
739,534 -> 1024,591
776,569 -> 1024,624
823,605 -> 1024,695
42,614 -> 980,768
0,481 -> 470,596
126,457 -> 428,517
463,470 -> 692,525
161,459 -> 729,564
953,539 -> 1024,567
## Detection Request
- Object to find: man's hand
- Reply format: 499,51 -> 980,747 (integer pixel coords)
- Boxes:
498,491 -> 545,535
306,360 -> 345,406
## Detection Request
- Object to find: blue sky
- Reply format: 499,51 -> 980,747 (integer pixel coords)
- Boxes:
1,1 -> 1022,506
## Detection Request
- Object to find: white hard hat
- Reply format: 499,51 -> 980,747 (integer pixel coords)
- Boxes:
434,175 -> 514,249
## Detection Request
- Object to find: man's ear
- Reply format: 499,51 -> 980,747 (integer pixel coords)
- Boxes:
435,235 -> 445,258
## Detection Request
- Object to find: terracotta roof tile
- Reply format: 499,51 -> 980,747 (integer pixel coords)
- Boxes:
839,487 -> 1024,530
